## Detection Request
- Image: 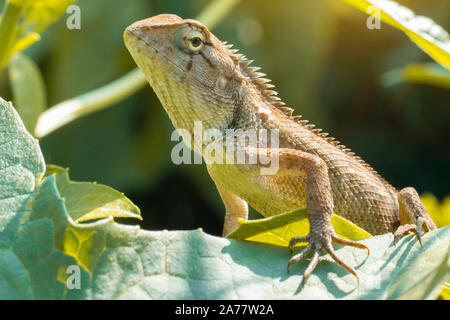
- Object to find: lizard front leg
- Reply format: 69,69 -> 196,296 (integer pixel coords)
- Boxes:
245,148 -> 369,286
215,185 -> 249,237
395,187 -> 437,246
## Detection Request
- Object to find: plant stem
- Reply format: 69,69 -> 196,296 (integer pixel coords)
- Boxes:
34,68 -> 147,138
0,1 -> 23,72
35,0 -> 241,138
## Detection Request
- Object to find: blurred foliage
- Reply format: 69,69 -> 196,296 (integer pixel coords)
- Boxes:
0,0 -> 75,70
8,52 -> 46,132
0,0 -> 448,239
381,62 -> 450,89
421,193 -> 450,228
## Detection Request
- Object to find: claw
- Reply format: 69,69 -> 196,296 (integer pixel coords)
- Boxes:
415,217 -> 424,248
393,234 -> 399,245
301,249 -> 319,287
287,243 -> 312,273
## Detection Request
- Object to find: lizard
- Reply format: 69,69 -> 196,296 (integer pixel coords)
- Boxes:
123,14 -> 437,285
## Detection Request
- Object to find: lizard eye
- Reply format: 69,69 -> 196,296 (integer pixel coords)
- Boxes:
176,27 -> 205,53
190,37 -> 202,48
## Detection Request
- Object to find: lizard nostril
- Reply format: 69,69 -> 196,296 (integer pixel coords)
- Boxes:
125,27 -> 136,34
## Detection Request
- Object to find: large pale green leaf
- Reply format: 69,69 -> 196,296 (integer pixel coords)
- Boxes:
228,209 -> 371,247
0,97 -> 44,236
342,0 -> 450,69
8,52 -> 47,134
0,98 -> 448,299
5,177 -> 450,299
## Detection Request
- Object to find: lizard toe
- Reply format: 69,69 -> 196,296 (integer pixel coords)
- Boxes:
323,241 -> 359,284
301,248 -> 320,287
288,235 -> 310,253
393,224 -> 417,245
331,234 -> 370,255
288,232 -> 366,286
287,243 -> 312,273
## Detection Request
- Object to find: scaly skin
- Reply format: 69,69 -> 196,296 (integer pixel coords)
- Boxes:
124,14 -> 437,285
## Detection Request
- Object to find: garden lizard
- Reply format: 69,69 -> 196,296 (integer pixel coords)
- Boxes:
124,14 -> 437,285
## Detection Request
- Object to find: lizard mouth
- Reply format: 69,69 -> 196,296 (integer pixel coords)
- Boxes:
124,27 -> 184,74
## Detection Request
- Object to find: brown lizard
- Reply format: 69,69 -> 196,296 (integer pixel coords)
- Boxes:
124,14 -> 437,285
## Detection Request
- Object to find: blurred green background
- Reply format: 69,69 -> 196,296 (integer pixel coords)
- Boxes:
1,0 -> 449,236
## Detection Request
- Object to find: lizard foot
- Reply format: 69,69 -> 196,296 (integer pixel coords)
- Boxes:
396,187 -> 437,247
393,218 -> 424,247
287,233 -> 369,286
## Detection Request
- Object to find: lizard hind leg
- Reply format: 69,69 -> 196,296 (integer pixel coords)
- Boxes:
244,147 -> 369,286
395,187 -> 437,246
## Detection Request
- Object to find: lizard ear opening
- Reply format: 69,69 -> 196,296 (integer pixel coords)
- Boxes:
175,25 -> 205,54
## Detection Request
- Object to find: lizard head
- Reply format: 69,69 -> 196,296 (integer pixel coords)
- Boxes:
124,14 -> 284,151
124,14 -> 240,139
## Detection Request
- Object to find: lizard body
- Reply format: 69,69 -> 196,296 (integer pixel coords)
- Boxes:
124,14 -> 437,284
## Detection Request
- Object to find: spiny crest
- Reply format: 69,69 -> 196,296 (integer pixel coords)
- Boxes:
224,41 -> 284,109
278,107 -> 293,117
222,41 -> 393,189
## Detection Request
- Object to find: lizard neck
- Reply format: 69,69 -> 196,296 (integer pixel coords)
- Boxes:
146,65 -> 237,153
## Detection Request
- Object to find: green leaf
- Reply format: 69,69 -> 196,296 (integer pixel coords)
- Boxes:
0,248 -> 32,299
10,186 -> 450,299
0,97 -> 448,299
10,174 -> 450,299
8,52 -> 47,134
381,63 -> 450,89
383,232 -> 449,300
342,0 -> 450,69
227,209 -> 371,247
0,97 -> 44,237
44,165 -> 141,223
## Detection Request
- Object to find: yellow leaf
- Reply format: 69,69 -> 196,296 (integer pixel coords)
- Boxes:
440,283 -> 450,300
382,63 -> 450,89
228,209 -> 371,247
342,0 -> 450,69
421,193 -> 450,228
